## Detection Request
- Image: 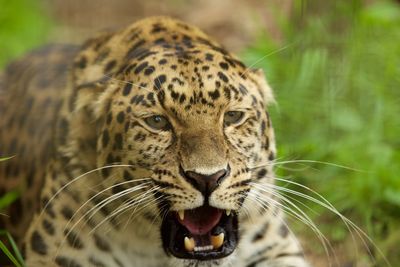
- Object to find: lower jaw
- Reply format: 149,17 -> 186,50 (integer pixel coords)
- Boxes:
161,210 -> 238,261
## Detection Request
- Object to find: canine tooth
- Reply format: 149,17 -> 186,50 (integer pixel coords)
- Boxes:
184,237 -> 195,252
226,210 -> 231,216
211,233 -> 224,249
178,210 -> 185,221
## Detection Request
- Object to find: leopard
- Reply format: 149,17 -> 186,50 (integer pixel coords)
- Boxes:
0,17 -> 311,267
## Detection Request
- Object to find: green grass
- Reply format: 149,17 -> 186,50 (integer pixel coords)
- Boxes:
0,191 -> 19,212
0,157 -> 25,266
242,0 -> 400,264
0,0 -> 51,67
0,231 -> 25,267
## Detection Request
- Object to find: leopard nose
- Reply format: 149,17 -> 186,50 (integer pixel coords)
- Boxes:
181,166 -> 230,197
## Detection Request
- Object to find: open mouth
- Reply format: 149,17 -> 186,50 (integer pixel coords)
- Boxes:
161,205 -> 238,260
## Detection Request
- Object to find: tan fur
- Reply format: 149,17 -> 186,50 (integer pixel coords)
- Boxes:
0,17 -> 309,267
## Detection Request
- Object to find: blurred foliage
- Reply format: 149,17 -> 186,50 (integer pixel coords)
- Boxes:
0,0 -> 51,67
242,0 -> 400,264
0,190 -> 19,211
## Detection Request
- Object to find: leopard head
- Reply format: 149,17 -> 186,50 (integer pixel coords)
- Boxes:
64,17 -> 276,262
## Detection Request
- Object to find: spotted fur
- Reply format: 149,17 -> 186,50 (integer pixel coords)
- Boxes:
0,17 -> 310,267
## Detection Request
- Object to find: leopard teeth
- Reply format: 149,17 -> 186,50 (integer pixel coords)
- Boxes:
226,210 -> 231,216
184,236 -> 195,252
178,210 -> 185,221
210,233 -> 224,249
194,245 -> 213,252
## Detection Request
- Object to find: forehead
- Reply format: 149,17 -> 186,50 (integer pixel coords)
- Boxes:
116,43 -> 257,115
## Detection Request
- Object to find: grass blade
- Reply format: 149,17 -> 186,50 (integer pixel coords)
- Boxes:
6,232 -> 25,267
0,191 -> 20,211
0,240 -> 22,267
0,156 -> 15,162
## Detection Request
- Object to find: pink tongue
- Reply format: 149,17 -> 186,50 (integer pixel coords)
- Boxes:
177,206 -> 222,235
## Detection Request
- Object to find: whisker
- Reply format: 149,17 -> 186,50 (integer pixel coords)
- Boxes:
242,193 -> 310,264
250,184 -> 334,265
250,157 -> 390,264
284,182 -> 389,266
83,184 -> 153,228
143,202 -> 169,234
103,192 -> 168,236
54,191 -> 159,264
248,191 -> 335,267
120,186 -> 164,231
66,184 -> 151,234
99,193 -> 162,234
241,43 -> 295,78
103,74 -> 153,93
63,178 -> 152,235
253,180 -> 391,266
250,189 -> 326,244
237,195 -> 254,224
250,159 -> 365,173
41,164 -> 137,219
90,186 -> 162,234
54,182 -> 153,259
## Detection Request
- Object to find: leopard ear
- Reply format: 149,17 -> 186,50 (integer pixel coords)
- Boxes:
72,31 -> 116,86
69,31 -> 119,119
249,68 -> 275,105
59,32 -> 119,162
70,75 -> 115,120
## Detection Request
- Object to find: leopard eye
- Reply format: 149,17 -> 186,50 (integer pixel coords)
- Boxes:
144,115 -> 170,131
224,111 -> 245,126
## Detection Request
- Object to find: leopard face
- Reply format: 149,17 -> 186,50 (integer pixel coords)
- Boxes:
67,17 -> 276,262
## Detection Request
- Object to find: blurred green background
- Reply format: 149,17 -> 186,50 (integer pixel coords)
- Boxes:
242,1 -> 400,265
0,0 -> 399,266
0,0 -> 50,67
